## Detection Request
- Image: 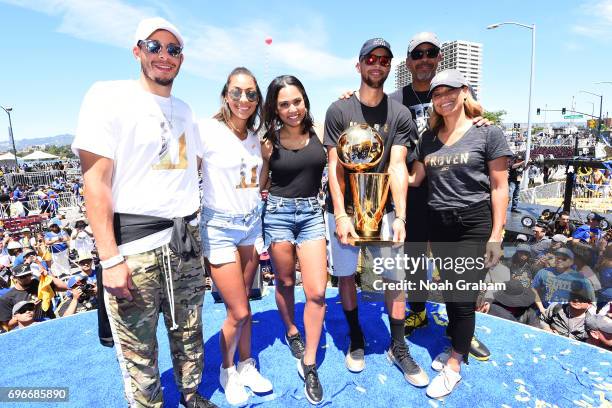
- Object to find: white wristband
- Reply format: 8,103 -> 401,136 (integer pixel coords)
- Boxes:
100,254 -> 125,269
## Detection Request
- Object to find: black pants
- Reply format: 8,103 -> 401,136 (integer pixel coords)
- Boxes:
429,201 -> 492,357
405,184 -> 429,312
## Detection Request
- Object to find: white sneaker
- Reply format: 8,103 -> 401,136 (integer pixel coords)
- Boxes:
431,347 -> 451,372
237,358 -> 273,393
426,365 -> 462,399
220,365 -> 249,405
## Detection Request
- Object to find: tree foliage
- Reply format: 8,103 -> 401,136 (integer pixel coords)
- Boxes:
43,144 -> 76,159
482,110 -> 507,125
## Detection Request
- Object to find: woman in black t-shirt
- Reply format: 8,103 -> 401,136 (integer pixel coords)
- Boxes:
409,70 -> 511,398
261,75 -> 327,404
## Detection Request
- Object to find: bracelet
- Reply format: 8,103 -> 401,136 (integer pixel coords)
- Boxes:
395,216 -> 406,224
334,213 -> 350,221
100,254 -> 125,269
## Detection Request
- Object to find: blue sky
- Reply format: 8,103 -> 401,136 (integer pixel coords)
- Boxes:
1,0 -> 612,140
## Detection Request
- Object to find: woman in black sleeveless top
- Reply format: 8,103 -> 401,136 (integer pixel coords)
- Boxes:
261,75 -> 327,404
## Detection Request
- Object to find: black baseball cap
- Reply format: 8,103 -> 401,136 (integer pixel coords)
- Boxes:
359,38 -> 393,59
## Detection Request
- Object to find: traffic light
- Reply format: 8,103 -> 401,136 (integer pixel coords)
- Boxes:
562,108 -> 566,115
537,108 -> 541,115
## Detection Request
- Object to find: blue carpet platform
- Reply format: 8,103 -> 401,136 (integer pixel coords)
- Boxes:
2,288 -> 611,407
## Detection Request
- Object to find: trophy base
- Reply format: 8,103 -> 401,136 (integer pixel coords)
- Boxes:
335,233 -> 395,247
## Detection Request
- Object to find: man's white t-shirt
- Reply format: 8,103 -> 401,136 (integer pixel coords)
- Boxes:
72,80 -> 200,256
198,119 -> 262,214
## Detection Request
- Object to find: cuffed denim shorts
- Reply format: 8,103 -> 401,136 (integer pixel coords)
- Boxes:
200,205 -> 262,265
263,194 -> 326,247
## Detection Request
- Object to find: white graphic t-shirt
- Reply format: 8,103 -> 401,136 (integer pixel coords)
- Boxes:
197,118 -> 262,214
72,80 -> 200,255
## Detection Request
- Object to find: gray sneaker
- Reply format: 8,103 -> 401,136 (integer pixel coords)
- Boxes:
345,339 -> 365,373
386,341 -> 429,387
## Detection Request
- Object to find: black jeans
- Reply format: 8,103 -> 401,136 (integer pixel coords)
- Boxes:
429,201 -> 492,357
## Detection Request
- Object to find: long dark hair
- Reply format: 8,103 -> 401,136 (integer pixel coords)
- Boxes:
262,75 -> 314,143
213,67 -> 263,133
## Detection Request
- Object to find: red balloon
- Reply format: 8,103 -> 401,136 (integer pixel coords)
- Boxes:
265,37 -> 272,45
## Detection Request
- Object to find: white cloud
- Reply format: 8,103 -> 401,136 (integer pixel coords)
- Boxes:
1,0 -> 355,81
572,0 -> 612,40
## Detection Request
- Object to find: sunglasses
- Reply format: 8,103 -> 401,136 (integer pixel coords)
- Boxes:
410,48 -> 440,60
227,88 -> 259,102
137,39 -> 183,58
362,54 -> 392,67
78,260 -> 92,266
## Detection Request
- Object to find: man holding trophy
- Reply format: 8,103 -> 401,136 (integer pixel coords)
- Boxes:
323,38 -> 429,387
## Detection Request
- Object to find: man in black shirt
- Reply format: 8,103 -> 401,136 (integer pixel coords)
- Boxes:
389,32 -> 491,361
325,38 -> 429,387
508,153 -> 525,213
0,264 -> 67,330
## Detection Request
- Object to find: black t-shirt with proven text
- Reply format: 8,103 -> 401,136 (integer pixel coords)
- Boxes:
415,125 -> 512,211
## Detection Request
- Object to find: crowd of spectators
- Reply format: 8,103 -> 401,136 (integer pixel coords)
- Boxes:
0,169 -> 98,332
477,210 -> 612,351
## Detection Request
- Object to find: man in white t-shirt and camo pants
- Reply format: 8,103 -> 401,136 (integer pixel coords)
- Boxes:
72,18 -> 216,408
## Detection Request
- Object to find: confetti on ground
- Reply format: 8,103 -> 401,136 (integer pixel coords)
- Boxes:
427,400 -> 439,408
501,405 -> 512,408
377,374 -> 387,385
540,354 -> 547,359
492,361 -> 498,367
514,379 -> 526,385
600,362 -> 610,366
515,394 -> 530,402
502,382 -> 508,388
560,349 -> 572,355
533,357 -> 539,363
506,362 -> 514,366
477,325 -> 491,334
581,394 -> 595,403
355,386 -> 366,393
506,354 -> 514,360
533,347 -> 542,352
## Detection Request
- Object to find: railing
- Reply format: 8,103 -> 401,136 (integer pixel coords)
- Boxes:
518,181 -> 565,204
518,180 -> 611,213
3,170 -> 67,187
0,192 -> 82,219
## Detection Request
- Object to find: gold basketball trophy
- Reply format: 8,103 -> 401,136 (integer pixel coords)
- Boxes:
337,124 -> 391,245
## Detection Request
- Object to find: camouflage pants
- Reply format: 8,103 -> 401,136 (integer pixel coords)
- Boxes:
105,233 -> 206,408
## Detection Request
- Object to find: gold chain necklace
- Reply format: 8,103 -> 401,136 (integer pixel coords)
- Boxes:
227,119 -> 247,140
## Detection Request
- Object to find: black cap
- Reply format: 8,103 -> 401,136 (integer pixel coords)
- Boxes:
12,264 -> 34,277
359,38 -> 393,59
587,213 -> 604,222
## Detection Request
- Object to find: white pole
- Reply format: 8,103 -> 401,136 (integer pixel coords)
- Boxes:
521,24 -> 536,191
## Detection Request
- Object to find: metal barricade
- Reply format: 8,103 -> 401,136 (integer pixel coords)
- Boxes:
518,181 -> 565,204
3,170 -> 67,188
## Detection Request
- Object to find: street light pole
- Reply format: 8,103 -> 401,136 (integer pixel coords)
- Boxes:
487,21 -> 536,190
580,90 -> 603,142
0,106 -> 18,168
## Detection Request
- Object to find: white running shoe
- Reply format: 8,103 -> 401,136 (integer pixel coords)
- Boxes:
220,365 -> 249,405
426,365 -> 462,399
237,358 -> 273,393
431,347 -> 451,372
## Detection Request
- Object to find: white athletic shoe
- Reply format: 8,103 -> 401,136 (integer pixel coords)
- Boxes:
431,347 -> 451,372
220,365 -> 249,405
237,358 -> 273,393
426,365 -> 462,399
